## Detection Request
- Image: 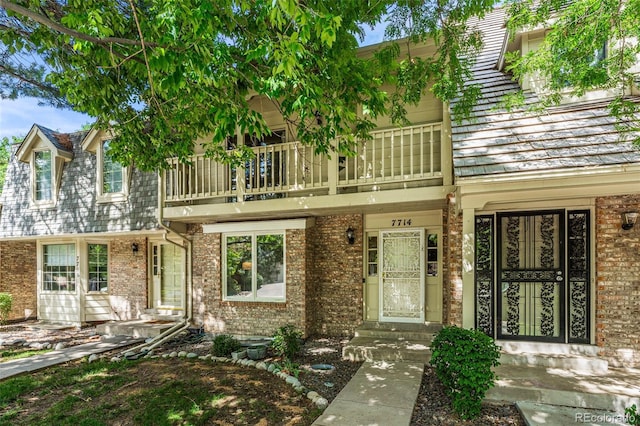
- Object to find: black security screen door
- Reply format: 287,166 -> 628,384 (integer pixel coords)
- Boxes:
497,211 -> 565,342
475,210 -> 590,344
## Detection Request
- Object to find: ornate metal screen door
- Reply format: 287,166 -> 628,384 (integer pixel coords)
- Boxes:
497,212 -> 565,341
379,229 -> 425,323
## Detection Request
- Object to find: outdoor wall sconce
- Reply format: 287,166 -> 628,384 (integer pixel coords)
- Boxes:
346,227 -> 355,245
622,211 -> 638,230
131,242 -> 139,253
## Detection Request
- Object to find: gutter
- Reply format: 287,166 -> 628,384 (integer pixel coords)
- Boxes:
119,170 -> 194,355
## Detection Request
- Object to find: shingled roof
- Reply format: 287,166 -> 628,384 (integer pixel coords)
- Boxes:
451,8 -> 640,179
33,124 -> 75,152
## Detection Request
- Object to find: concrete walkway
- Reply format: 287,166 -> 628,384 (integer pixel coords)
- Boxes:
0,335 -> 142,380
313,361 -> 424,425
311,360 -> 640,426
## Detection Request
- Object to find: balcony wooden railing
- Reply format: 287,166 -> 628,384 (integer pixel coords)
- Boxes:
163,122 -> 443,203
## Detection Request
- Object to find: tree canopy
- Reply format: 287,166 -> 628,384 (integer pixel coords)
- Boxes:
0,0 -> 638,171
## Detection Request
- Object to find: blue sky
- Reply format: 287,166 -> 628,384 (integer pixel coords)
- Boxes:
0,22 -> 386,141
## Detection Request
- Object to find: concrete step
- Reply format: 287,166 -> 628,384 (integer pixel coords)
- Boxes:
140,309 -> 183,322
354,322 -> 441,341
96,319 -> 179,339
498,340 -> 608,374
342,336 -> 432,362
487,364 -> 640,413
500,352 -> 609,374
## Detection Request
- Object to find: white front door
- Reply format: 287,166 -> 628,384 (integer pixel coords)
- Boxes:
379,229 -> 425,323
151,243 -> 184,309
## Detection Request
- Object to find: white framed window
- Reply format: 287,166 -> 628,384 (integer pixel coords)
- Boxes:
33,150 -> 53,206
42,243 -> 76,292
97,140 -> 128,202
88,243 -> 109,292
223,232 -> 285,302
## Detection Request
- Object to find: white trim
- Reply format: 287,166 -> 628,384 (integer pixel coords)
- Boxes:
203,218 -> 312,234
0,229 -> 163,242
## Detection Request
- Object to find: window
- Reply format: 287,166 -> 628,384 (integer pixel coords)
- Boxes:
88,243 -> 108,292
34,150 -> 53,202
224,232 -> 285,301
367,235 -> 378,277
43,244 -> 76,292
98,140 -> 128,202
102,141 -> 123,194
427,233 -> 438,277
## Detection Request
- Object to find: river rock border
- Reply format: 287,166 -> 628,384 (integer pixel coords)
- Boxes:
88,349 -> 329,410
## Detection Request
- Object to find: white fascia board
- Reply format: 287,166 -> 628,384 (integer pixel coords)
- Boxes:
203,218 -> 313,234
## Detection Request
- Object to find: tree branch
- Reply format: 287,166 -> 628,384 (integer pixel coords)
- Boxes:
0,0 -> 158,47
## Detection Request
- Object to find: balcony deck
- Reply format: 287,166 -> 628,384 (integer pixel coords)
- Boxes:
162,122 -> 452,220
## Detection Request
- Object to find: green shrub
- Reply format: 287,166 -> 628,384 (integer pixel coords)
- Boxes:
211,334 -> 241,357
429,326 -> 501,420
271,324 -> 302,360
626,405 -> 639,425
0,293 -> 12,325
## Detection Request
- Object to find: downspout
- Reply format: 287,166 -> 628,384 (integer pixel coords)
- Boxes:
121,169 -> 193,354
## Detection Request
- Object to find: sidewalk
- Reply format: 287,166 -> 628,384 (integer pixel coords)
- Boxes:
0,335 -> 142,380
313,361 -> 424,425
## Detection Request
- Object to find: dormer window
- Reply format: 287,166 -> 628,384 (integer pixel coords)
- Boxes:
34,150 -> 53,202
16,125 -> 74,209
98,140 -> 128,201
82,129 -> 130,203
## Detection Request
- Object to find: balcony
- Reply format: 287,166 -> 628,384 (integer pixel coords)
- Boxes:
163,122 -> 446,207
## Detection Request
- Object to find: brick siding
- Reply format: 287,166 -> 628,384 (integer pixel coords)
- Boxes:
190,226 -> 308,338
108,237 -> 149,320
308,215 -> 363,336
0,241 -> 37,321
595,194 -> 640,367
444,195 -> 463,326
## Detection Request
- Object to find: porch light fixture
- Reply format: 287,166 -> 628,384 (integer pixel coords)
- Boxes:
622,211 -> 638,230
131,242 -> 139,253
346,227 -> 355,245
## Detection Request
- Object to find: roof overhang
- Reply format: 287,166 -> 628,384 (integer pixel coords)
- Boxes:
16,124 -> 73,163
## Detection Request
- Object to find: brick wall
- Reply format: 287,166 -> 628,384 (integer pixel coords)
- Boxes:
444,194 -> 463,326
190,214 -> 364,338
595,194 -> 640,367
108,238 -> 148,320
0,241 -> 37,321
191,226 -> 308,338
308,214 -> 363,336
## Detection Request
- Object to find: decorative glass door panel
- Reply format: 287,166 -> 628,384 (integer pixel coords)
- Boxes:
379,229 -> 424,323
497,212 -> 565,341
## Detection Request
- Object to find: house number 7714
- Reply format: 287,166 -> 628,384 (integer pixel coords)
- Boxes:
391,219 -> 412,227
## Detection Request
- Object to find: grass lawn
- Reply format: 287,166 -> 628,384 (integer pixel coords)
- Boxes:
0,348 -> 52,363
0,358 -> 320,426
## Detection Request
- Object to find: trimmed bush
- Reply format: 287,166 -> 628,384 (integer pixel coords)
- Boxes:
211,334 -> 241,357
272,324 -> 302,360
0,293 -> 12,325
430,326 -> 501,420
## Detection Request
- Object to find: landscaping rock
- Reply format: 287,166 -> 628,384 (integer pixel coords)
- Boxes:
54,342 -> 66,351
88,354 -> 99,363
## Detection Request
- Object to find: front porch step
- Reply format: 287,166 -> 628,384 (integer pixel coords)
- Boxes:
354,322 -> 442,341
498,341 -> 608,374
343,323 -> 437,362
342,336 -> 432,362
96,319 -> 179,339
140,309 -> 184,322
